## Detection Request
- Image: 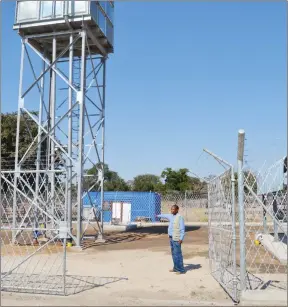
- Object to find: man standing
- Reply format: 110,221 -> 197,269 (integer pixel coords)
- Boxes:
157,205 -> 186,274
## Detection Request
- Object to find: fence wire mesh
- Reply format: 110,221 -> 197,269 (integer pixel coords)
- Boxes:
1,170 -> 67,295
207,168 -> 239,302
242,157 -> 287,292
0,170 -> 110,296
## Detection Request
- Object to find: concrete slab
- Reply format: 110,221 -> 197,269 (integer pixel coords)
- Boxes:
240,289 -> 287,306
95,238 -> 106,243
257,234 -> 287,264
69,246 -> 82,252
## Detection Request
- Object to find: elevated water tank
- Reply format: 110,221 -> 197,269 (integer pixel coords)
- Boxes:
13,1 -> 114,56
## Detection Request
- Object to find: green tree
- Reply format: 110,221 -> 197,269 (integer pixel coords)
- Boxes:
1,112 -> 39,169
1,112 -> 64,194
84,163 -> 130,191
161,168 -> 206,193
132,174 -> 163,192
0,111 -> 65,170
188,176 -> 207,193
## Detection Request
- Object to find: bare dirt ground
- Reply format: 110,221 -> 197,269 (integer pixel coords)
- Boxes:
1,226 -> 235,306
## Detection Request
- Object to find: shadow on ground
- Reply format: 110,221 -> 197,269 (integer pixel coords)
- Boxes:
81,226 -> 202,250
65,275 -> 127,295
129,226 -> 201,235
259,280 -> 287,291
184,264 -> 202,271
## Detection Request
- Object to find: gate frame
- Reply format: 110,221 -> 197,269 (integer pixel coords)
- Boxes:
204,148 -> 238,303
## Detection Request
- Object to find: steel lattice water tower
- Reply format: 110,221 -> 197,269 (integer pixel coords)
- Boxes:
12,0 -> 114,247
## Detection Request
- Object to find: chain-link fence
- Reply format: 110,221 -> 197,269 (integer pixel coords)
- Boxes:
160,191 -> 208,224
241,157 -> 287,292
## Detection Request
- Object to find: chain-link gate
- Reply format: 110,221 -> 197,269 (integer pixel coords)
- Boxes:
204,134 -> 287,304
207,168 -> 239,302
1,170 -> 69,295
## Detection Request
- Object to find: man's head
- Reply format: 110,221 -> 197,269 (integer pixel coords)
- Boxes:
171,205 -> 179,215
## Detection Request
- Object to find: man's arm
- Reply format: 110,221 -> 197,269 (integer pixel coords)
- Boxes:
179,216 -> 185,242
156,214 -> 172,221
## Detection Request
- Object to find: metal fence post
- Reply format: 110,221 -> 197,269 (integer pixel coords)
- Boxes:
230,167 -> 238,302
262,195 -> 268,233
237,129 -> 246,293
149,190 -> 152,223
184,190 -> 187,221
272,194 -> 279,242
207,184 -> 212,271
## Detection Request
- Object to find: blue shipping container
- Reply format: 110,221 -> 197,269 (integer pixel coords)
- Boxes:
83,191 -> 161,223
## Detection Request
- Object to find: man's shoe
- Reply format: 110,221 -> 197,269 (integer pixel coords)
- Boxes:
175,271 -> 186,275
32,239 -> 39,246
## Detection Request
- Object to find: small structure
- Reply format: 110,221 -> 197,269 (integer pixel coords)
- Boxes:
83,192 -> 161,225
13,1 -> 113,55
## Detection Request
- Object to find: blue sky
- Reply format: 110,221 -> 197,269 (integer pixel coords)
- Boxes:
1,1 -> 287,180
